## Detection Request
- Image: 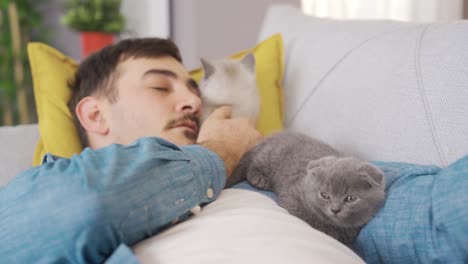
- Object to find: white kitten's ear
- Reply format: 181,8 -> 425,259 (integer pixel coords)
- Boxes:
240,53 -> 256,73
200,58 -> 215,79
358,163 -> 384,188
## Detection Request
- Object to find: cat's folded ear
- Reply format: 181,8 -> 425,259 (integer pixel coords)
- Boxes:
358,163 -> 384,188
306,156 -> 336,171
240,53 -> 256,73
200,58 -> 215,79
306,160 -> 321,172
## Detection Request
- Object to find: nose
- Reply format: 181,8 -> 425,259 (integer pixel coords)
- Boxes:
176,87 -> 202,115
330,208 -> 341,215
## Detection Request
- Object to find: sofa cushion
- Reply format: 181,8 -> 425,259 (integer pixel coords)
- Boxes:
28,35 -> 285,165
356,155 -> 468,263
259,5 -> 468,167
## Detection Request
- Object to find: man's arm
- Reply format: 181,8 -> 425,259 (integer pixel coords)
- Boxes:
0,106 -> 262,264
0,137 -> 225,263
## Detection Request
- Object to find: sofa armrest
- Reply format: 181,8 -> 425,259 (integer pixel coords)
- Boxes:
0,124 -> 39,186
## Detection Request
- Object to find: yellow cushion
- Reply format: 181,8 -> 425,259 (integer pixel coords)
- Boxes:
28,43 -> 82,166
28,34 -> 284,166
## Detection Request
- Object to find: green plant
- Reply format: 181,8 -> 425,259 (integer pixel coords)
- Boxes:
61,0 -> 125,33
0,0 -> 49,125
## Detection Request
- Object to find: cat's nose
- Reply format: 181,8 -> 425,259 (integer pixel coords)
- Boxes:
330,208 -> 341,215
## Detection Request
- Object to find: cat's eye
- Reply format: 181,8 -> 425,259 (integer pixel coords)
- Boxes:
345,195 -> 357,203
320,192 -> 330,199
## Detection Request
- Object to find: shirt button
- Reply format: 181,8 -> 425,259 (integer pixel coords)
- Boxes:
206,188 -> 214,198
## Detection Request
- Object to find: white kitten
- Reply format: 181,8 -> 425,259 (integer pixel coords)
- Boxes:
199,53 -> 259,123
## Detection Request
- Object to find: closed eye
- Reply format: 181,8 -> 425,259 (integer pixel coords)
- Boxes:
151,87 -> 169,92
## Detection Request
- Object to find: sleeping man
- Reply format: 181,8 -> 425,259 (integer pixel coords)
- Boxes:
0,37 -> 262,263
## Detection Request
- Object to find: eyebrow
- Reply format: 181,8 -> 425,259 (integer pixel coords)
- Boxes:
142,68 -> 199,90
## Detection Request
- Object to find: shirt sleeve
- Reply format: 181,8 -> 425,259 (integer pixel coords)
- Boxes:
0,137 -> 226,264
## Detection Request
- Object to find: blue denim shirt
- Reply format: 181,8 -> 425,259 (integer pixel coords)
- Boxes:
0,137 -> 226,263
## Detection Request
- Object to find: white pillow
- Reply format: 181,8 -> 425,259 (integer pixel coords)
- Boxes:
134,189 -> 364,264
259,5 -> 468,167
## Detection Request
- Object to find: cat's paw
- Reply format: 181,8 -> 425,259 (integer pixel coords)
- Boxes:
247,173 -> 272,190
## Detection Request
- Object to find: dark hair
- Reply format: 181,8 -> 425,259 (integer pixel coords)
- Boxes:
68,37 -> 182,147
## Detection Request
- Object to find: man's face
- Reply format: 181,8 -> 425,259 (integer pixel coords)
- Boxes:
103,56 -> 202,146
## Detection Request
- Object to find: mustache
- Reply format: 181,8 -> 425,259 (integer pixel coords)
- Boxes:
165,114 -> 200,130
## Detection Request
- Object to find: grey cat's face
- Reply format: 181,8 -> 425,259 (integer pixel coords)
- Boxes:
301,156 -> 385,228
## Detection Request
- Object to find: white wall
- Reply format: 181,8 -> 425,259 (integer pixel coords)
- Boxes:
39,0 -> 467,64
301,0 -> 464,22
39,0 -> 81,60
41,0 -> 170,60
171,0 -> 301,70
120,0 -> 170,39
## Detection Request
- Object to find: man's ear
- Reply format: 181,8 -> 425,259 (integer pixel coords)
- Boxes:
75,96 -> 109,136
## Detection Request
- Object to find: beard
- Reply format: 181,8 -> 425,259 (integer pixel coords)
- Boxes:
164,114 -> 200,142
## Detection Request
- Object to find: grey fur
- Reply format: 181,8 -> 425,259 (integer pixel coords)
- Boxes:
199,53 -> 259,123
228,131 -> 386,246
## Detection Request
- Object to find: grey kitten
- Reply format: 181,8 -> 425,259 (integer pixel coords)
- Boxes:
199,53 -> 259,124
229,131 -> 386,246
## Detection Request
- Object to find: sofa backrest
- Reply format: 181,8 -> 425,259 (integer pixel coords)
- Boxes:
259,5 -> 468,166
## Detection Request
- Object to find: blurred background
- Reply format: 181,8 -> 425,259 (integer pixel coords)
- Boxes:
1,0 -> 467,126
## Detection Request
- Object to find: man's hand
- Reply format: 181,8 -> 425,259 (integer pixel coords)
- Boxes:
197,106 -> 262,178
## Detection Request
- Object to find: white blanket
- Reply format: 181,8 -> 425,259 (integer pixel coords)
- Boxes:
134,189 -> 364,264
